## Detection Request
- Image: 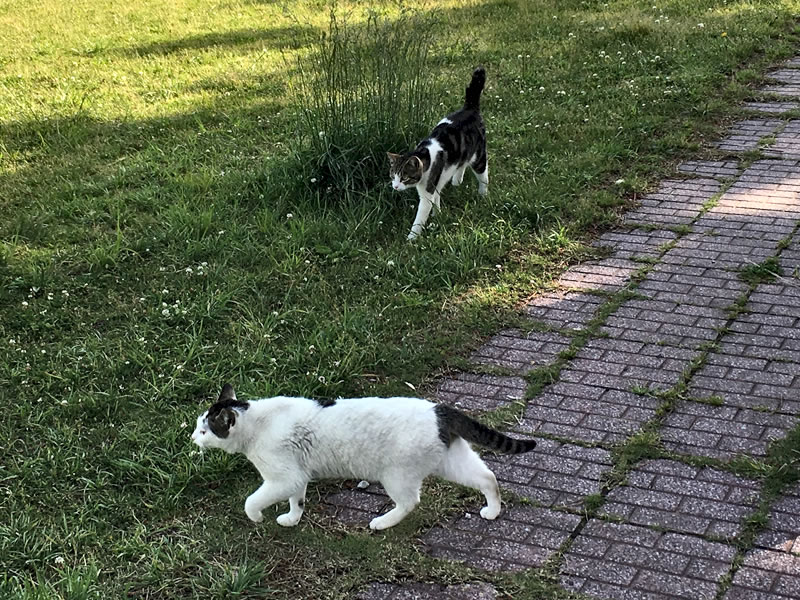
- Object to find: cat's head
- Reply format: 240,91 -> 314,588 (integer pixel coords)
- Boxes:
191,383 -> 250,452
387,152 -> 423,191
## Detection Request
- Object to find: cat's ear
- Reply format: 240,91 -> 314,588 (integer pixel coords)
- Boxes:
387,152 -> 402,165
209,407 -> 237,438
218,383 -> 236,402
411,156 -> 423,172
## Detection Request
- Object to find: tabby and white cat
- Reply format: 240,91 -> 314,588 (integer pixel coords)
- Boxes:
191,383 -> 535,530
388,67 -> 488,240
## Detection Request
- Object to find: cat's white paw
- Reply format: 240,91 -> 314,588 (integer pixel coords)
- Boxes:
369,516 -> 393,531
479,505 -> 500,520
478,185 -> 488,196
407,231 -> 420,241
246,509 -> 264,523
276,513 -> 301,527
244,498 -> 264,523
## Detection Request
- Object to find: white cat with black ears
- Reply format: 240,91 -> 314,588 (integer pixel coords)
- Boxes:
191,383 -> 535,530
388,67 -> 489,240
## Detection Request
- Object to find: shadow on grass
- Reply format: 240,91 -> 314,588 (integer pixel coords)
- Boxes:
114,23 -> 319,57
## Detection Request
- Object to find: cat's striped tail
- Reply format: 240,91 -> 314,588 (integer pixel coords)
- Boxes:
434,404 -> 536,454
464,67 -> 486,111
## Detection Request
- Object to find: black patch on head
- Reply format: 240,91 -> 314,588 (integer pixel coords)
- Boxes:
206,383 -> 249,438
314,397 -> 336,408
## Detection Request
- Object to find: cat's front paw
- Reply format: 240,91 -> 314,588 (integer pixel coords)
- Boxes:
276,513 -> 301,527
246,510 -> 264,523
407,230 -> 420,241
369,515 -> 393,531
479,505 -> 500,520
244,498 -> 264,523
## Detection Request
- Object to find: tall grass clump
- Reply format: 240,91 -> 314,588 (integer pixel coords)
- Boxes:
293,8 -> 442,197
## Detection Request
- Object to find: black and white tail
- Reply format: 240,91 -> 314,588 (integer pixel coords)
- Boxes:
434,404 -> 536,454
464,67 -> 486,111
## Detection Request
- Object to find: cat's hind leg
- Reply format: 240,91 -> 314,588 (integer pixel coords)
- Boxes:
369,474 -> 422,530
435,438 -> 501,520
277,482 -> 308,527
470,151 -> 488,196
451,163 -> 468,187
473,164 -> 489,196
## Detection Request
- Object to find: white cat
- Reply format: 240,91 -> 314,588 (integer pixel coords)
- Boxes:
191,384 -> 536,530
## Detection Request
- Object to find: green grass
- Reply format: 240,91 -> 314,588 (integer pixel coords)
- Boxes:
3,0 -> 800,597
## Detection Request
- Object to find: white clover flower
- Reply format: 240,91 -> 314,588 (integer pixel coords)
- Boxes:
54,556 -> 65,565
615,179 -> 626,185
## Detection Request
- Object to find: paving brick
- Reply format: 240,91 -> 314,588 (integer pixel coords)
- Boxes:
423,505 -> 580,572
562,337 -> 696,390
484,438 -> 613,509
661,231 -> 777,269
716,119 -> 783,152
779,235 -> 800,274
623,178 -> 721,226
724,550 -> 800,600
601,288 -> 730,349
524,289 -> 605,330
769,69 -> 800,84
592,228 -> 677,260
688,339 -> 800,414
601,459 -> 760,539
743,101 -> 799,114
470,329 -> 571,374
708,159 -> 800,221
632,263 -> 747,316
677,160 -> 741,180
434,372 -> 527,412
324,481 -> 392,525
557,257 -> 639,292
755,482 -> 800,553
764,121 -> 800,159
763,83 -> 800,97
356,582 -> 498,600
661,400 -> 799,460
562,520 -> 735,600
515,380 -> 660,444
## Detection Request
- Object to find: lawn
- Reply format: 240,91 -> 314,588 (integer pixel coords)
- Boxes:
1,0 -> 799,597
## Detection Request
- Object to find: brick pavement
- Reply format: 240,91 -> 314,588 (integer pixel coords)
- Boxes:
342,56 -> 800,599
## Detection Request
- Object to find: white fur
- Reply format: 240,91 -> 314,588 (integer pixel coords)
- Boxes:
403,141 -> 489,240
191,395 -> 502,530
406,140 -> 462,240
